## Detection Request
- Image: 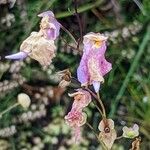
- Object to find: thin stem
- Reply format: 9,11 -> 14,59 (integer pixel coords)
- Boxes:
60,25 -> 78,45
85,122 -> 99,140
86,122 -> 108,150
60,37 -> 82,53
56,0 -> 103,18
116,135 -> 123,140
92,100 -> 103,116
97,92 -> 106,118
73,0 -> 83,49
0,103 -> 20,118
85,88 -> 105,118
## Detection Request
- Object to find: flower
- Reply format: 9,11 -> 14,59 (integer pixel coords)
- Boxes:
6,31 -> 56,66
77,32 -> 112,92
38,11 -> 60,40
68,89 -> 91,111
98,119 -> 117,149
20,32 -> 56,66
130,137 -> 141,150
122,124 -> 139,138
65,108 -> 87,127
65,108 -> 87,143
57,69 -> 72,88
17,93 -> 31,108
5,10 -> 60,66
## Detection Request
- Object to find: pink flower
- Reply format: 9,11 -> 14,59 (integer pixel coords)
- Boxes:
65,108 -> 87,128
68,89 -> 91,111
77,32 -> 112,92
65,108 -> 87,143
38,11 -> 60,40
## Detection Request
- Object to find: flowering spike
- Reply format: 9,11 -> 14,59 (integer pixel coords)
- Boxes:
5,52 -> 28,60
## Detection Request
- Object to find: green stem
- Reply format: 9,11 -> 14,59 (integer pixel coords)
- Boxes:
56,0 -> 104,18
85,88 -> 104,117
109,25 -> 150,118
86,122 -> 99,140
97,92 -> 106,118
0,103 -> 19,118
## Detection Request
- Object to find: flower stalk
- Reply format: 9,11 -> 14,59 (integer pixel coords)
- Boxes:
0,103 -> 19,118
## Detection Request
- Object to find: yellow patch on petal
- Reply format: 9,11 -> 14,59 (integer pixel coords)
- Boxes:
94,40 -> 103,48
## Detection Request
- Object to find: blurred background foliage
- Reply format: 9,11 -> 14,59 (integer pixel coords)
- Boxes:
0,0 -> 150,149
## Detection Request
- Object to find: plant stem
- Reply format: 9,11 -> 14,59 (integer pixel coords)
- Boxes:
97,92 -> 106,118
56,0 -> 103,18
0,103 -> 19,118
86,122 -> 99,140
73,0 -> 83,49
85,88 -> 105,117
60,25 -> 78,45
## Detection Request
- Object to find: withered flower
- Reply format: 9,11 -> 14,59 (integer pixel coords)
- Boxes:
98,118 -> 117,149
5,10 -> 59,67
130,137 -> 141,150
38,11 -> 60,40
77,32 -> 112,92
65,108 -> 87,143
5,32 -> 56,66
57,69 -> 72,88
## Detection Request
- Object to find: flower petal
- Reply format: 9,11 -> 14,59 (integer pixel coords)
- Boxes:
77,55 -> 89,85
5,52 -> 28,60
92,81 -> 100,93
38,11 -> 54,18
99,129 -> 117,149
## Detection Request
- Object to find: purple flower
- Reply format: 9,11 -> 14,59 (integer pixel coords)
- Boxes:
5,51 -> 28,60
38,11 -> 60,40
77,32 -> 112,92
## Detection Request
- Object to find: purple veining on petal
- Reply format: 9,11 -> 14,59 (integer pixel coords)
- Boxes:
77,54 -> 89,85
39,11 -> 61,40
92,81 -> 100,93
53,20 -> 60,38
99,57 -> 112,76
5,52 -> 28,60
46,28 -> 56,40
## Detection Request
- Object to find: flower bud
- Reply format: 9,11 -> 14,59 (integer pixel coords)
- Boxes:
17,93 -> 31,108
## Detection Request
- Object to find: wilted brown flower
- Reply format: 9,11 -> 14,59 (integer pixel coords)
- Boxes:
130,137 -> 141,150
20,32 -> 56,66
98,118 -> 117,150
57,69 -> 72,88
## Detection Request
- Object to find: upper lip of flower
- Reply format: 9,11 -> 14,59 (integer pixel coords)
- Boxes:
84,32 -> 108,42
